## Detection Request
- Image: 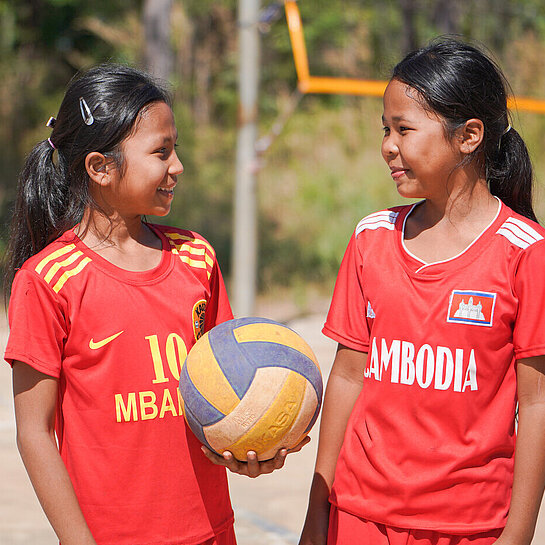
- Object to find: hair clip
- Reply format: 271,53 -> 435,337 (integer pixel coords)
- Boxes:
79,97 -> 94,126
48,137 -> 56,150
46,116 -> 56,128
503,123 -> 512,135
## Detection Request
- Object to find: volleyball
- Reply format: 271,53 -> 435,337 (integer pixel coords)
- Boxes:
179,317 -> 323,461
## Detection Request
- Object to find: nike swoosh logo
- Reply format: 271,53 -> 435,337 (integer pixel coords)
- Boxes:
89,331 -> 124,350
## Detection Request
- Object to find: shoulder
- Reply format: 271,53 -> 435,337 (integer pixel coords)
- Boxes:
17,230 -> 89,295
354,205 -> 408,238
151,224 -> 219,282
494,207 -> 545,252
19,231 -> 80,272
152,224 -> 217,258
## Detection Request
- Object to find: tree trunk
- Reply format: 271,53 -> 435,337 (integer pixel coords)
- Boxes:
433,0 -> 462,35
399,0 -> 419,54
143,0 -> 173,81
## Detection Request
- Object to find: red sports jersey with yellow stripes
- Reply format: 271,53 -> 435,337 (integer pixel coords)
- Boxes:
323,200 -> 545,533
5,224 -> 234,545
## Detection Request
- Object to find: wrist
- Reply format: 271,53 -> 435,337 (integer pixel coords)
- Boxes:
498,525 -> 533,545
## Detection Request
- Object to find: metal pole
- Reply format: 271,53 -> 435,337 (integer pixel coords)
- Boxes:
232,0 -> 260,317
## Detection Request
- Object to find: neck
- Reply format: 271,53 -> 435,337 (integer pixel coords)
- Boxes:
75,208 -> 163,271
418,170 -> 496,227
77,209 -> 155,249
403,176 -> 501,264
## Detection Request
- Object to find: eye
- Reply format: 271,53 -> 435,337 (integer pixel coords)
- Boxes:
382,126 -> 390,136
399,126 -> 412,133
155,147 -> 173,158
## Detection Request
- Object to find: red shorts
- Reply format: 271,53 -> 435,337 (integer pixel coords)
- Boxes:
327,506 -> 502,545
201,525 -> 237,545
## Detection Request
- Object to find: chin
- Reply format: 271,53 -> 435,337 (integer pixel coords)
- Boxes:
149,207 -> 172,217
396,188 -> 419,199
395,183 -> 426,200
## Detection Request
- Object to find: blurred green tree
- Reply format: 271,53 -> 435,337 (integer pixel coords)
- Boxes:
1,0 -> 545,294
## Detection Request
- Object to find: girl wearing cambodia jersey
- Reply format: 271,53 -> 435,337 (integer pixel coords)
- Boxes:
299,39 -> 545,545
4,64 -> 297,545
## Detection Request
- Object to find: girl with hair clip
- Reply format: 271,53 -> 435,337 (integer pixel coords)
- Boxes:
299,38 -> 545,545
4,64 -> 297,545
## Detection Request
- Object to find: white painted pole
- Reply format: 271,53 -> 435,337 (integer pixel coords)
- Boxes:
232,0 -> 260,317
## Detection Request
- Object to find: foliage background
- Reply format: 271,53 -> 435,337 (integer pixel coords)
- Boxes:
2,0 -> 545,305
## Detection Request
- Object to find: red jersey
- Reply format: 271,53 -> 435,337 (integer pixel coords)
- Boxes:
5,224 -> 234,545
323,201 -> 545,533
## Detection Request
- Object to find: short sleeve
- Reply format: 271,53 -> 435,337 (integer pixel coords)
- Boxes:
4,269 -> 68,377
203,259 -> 233,332
513,240 -> 545,359
322,232 -> 369,352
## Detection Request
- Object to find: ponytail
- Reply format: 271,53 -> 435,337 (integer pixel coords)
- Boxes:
4,139 -> 90,292
487,127 -> 537,222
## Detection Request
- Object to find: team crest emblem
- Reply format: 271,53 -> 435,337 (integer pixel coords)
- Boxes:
447,290 -> 496,327
192,299 -> 207,340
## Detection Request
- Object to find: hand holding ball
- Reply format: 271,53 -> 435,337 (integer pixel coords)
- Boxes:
179,317 -> 323,461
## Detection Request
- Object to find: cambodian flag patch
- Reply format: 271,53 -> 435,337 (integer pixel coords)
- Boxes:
447,290 -> 496,327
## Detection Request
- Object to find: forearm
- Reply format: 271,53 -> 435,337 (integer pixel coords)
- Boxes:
300,346 -> 365,544
499,401 -> 545,545
17,429 -> 97,545
13,361 -> 97,545
312,369 -> 362,496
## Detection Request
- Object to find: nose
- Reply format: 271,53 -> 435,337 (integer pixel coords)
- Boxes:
381,133 -> 399,161
170,151 -> 184,176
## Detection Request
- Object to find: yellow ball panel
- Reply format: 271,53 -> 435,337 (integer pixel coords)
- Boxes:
185,332 -> 240,415
226,370 -> 308,461
203,367 -> 290,453
258,379 -> 318,460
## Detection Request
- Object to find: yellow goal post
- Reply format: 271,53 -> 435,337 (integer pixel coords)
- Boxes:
284,0 -> 545,114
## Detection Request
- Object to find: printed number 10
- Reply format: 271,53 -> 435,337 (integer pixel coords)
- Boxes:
146,334 -> 188,384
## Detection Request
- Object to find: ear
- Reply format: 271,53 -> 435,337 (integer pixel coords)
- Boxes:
85,152 -> 114,186
457,119 -> 484,155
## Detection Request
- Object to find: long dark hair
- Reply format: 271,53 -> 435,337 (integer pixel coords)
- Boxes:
392,38 -> 537,222
4,63 -> 171,292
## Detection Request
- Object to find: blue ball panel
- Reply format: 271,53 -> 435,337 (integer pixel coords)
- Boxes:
179,362 -> 226,426
303,404 -> 321,435
239,342 -> 323,401
206,320 -> 261,398
208,317 -> 323,403
183,402 -> 214,452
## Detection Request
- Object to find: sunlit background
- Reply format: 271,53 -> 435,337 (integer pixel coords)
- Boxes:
2,0 -> 545,310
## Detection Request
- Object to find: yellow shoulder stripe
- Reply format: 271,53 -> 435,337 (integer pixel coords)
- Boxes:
35,244 -> 76,274
52,257 -> 92,293
164,233 -> 215,278
177,244 -> 214,268
164,232 -> 215,257
44,251 -> 84,283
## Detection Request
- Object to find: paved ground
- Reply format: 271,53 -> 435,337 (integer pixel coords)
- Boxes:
1,306 -> 545,544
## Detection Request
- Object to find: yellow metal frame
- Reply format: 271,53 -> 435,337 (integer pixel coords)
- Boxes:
284,0 -> 545,114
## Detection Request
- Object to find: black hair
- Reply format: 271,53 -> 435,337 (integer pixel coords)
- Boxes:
4,63 -> 171,293
392,37 -> 537,222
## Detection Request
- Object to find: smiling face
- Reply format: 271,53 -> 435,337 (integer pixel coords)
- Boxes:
108,101 -> 184,218
381,79 -> 464,201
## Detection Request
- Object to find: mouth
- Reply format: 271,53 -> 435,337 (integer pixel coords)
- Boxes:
389,167 -> 409,180
157,186 -> 175,197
